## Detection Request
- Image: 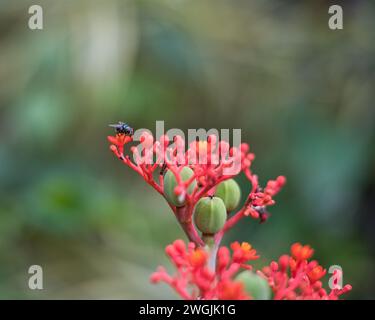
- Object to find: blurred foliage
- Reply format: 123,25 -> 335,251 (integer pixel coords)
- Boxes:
0,0 -> 374,299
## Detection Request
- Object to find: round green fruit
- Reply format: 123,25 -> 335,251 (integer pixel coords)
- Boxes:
215,179 -> 241,212
235,271 -> 272,300
193,196 -> 227,234
163,167 -> 196,207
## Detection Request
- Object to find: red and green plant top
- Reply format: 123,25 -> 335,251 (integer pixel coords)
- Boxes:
108,128 -> 352,300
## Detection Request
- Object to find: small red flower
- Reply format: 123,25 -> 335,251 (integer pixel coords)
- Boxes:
264,176 -> 286,196
107,133 -> 133,155
217,280 -> 249,300
308,265 -> 326,283
107,133 -> 132,147
231,241 -> 259,265
291,243 -> 314,261
188,248 -> 208,269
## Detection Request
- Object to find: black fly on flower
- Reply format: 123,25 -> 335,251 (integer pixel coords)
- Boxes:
108,122 -> 134,136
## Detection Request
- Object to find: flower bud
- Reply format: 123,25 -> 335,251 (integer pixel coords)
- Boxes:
193,197 -> 227,234
163,167 -> 196,207
215,179 -> 241,212
235,271 -> 272,300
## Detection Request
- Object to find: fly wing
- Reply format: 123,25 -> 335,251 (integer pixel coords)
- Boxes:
109,123 -> 121,128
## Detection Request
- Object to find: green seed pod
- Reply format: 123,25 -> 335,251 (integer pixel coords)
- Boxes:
163,167 -> 196,207
215,179 -> 241,212
193,196 -> 227,234
235,271 -> 272,300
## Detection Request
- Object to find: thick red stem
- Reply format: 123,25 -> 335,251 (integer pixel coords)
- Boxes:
176,206 -> 204,246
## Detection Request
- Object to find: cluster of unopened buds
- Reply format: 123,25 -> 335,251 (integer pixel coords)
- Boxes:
107,123 -> 352,300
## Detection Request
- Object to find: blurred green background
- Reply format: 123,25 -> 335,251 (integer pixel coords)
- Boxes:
0,0 -> 374,299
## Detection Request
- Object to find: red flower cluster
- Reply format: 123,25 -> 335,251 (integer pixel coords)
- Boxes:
150,239 -> 257,300
107,127 -> 352,300
152,240 -> 352,300
259,243 -> 352,300
108,131 -> 285,245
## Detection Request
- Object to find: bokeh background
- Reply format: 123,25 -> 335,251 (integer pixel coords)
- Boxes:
0,0 -> 374,299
